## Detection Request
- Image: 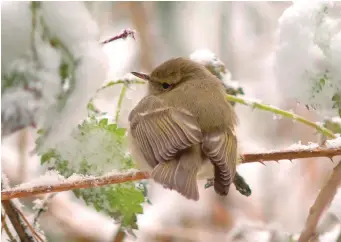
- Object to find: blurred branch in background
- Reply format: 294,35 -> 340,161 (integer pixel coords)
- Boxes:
127,2 -> 154,70
1,200 -> 35,242
1,177 -> 35,242
299,160 -> 341,242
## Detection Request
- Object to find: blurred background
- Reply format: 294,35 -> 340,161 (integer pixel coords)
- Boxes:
2,1 -> 341,242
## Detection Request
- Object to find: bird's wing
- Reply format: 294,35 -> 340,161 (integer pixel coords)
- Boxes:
129,95 -> 203,167
202,128 -> 237,196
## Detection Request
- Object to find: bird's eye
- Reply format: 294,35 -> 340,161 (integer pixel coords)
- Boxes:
162,83 -> 170,89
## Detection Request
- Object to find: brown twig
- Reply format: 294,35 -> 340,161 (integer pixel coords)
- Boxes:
2,212 -> 17,242
1,201 -> 35,242
2,147 -> 341,201
112,228 -> 126,242
101,29 -> 135,45
1,176 -> 35,242
1,211 -> 6,232
298,160 -> 341,242
13,206 -> 45,242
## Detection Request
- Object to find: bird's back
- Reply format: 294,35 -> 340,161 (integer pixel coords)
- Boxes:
159,74 -> 237,133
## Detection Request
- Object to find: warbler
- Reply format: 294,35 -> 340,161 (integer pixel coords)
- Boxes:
128,57 -> 238,201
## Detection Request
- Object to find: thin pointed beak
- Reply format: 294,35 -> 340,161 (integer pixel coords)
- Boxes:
131,72 -> 150,81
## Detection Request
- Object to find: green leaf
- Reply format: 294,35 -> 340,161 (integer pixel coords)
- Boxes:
37,129 -> 45,135
116,128 -> 126,137
332,93 -> 341,102
99,118 -> 108,127
107,124 -> 117,131
59,62 -> 70,80
38,117 -> 144,229
319,77 -> 326,87
40,149 -> 58,164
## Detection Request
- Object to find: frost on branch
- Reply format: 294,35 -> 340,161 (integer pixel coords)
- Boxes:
274,0 -> 341,116
1,2 -> 108,152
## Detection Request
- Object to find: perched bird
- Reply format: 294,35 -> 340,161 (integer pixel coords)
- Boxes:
128,57 -> 238,201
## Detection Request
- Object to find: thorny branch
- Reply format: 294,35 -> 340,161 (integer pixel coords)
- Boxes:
101,29 -> 136,45
241,147 -> 341,164
2,171 -> 150,201
2,146 -> 340,201
298,159 -> 341,242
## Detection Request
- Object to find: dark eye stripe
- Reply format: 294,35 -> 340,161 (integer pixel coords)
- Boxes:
162,83 -> 170,89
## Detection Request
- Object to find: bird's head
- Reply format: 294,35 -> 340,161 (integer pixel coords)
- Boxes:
131,57 -> 209,95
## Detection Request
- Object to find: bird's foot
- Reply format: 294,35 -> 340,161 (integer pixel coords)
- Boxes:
205,178 -> 215,189
233,172 -> 251,197
205,173 -> 252,197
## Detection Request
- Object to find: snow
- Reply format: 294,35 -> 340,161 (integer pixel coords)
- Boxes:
243,137 -> 341,155
190,49 -> 220,66
33,198 -> 45,211
240,95 -> 263,106
325,116 -> 341,125
11,170 -> 66,190
331,116 -> 341,124
4,169 -> 141,193
1,2 -> 32,73
1,2 -> 109,151
1,171 -> 11,188
38,2 -> 109,152
274,0 -> 341,116
287,141 -> 320,150
50,121 -> 128,174
325,136 -> 341,148
189,48 -> 242,91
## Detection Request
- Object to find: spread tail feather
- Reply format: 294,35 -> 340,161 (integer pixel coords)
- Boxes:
151,160 -> 199,201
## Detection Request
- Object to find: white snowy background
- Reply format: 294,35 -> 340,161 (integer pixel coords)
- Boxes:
1,1 -> 341,242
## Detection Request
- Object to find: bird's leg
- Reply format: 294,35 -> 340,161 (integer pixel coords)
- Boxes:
205,172 -> 252,197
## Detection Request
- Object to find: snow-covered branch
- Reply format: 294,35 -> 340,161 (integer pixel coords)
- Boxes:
2,170 -> 149,201
2,143 -> 341,201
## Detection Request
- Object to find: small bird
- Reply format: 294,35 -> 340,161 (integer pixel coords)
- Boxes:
128,57 -> 238,201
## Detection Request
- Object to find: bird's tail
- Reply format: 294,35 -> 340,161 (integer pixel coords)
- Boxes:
151,159 -> 199,201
